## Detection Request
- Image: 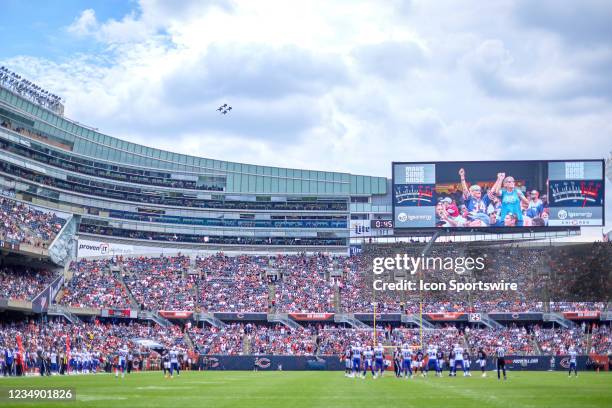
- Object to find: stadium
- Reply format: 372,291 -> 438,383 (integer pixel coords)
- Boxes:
1,2 -> 612,406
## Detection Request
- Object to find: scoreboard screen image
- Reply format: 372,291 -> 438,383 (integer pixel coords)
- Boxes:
392,160 -> 605,229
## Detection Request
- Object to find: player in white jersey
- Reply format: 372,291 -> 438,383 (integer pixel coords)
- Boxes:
169,347 -> 180,378
400,344 -> 413,379
568,347 -> 578,377
362,347 -> 375,378
425,345 -> 438,377
373,344 -> 385,378
453,344 -> 468,376
351,344 -> 362,378
464,351 -> 472,376
92,351 -> 99,374
116,345 -> 128,378
50,351 -> 58,374
496,343 -> 506,380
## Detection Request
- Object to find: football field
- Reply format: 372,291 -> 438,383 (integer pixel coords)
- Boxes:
1,370 -> 611,408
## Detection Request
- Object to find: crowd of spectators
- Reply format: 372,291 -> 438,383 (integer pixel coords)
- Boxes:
124,256 -> 196,311
0,267 -> 55,300
0,195 -> 65,247
189,323 -> 316,355
59,259 -> 130,309
590,325 -> 611,355
198,254 -> 269,312
533,326 -> 586,355
466,326 -> 536,355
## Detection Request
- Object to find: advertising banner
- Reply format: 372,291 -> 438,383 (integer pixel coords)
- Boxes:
289,313 -> 334,321
213,312 -> 268,322
563,311 -> 600,320
425,312 -> 467,321
159,310 -> 193,319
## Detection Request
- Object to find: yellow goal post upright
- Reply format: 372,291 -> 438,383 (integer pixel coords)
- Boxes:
371,231 -> 441,350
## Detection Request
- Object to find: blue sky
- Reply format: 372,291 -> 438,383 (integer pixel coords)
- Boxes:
0,0 -> 611,236
0,0 -> 134,60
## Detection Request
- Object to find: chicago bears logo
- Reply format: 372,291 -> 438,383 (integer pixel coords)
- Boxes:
237,313 -> 244,319
559,358 -> 570,369
255,357 -> 271,369
207,357 -> 219,368
511,313 -> 519,319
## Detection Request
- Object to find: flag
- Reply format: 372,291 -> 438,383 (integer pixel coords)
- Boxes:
66,336 -> 71,373
16,334 -> 26,371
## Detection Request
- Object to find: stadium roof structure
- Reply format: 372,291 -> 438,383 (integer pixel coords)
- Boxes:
0,84 -> 386,197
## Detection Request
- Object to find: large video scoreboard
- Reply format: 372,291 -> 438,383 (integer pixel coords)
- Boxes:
392,160 -> 605,229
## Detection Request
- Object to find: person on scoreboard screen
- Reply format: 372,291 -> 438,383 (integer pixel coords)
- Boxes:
526,190 -> 544,218
458,168 -> 492,216
491,173 -> 529,227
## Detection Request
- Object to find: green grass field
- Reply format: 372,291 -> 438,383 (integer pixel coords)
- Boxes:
1,370 -> 611,408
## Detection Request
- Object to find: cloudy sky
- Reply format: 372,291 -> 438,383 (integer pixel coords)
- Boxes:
1,0 -> 611,235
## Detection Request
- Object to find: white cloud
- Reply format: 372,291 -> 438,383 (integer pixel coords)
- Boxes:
2,0 -> 611,189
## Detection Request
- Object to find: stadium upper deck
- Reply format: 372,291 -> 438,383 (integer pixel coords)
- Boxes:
0,79 -> 389,250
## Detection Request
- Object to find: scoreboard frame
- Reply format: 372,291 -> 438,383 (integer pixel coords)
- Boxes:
391,159 -> 605,232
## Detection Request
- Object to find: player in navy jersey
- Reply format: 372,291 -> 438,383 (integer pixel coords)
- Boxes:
415,349 -> 425,377
568,347 -> 578,377
496,344 -> 507,380
435,349 -> 444,377
478,348 -> 487,377
343,347 -> 352,377
373,343 -> 385,378
393,347 -> 402,378
362,347 -> 375,378
448,348 -> 456,376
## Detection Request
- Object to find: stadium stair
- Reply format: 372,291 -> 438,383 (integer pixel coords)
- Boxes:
139,310 -> 173,327
183,330 -> 195,350
543,312 -> 576,329
47,304 -> 81,324
532,338 -> 542,355
196,312 -> 227,328
585,332 -> 592,354
401,314 -> 435,329
334,313 -> 371,329
243,334 -> 251,354
116,267 -> 140,309
478,314 -> 504,329
268,313 -> 302,330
